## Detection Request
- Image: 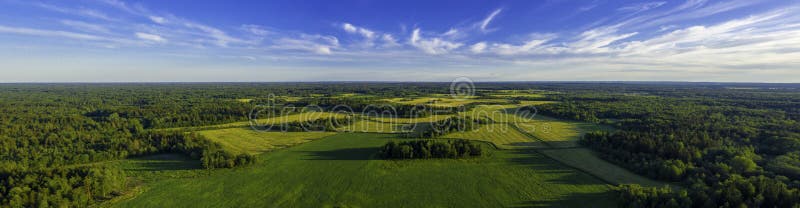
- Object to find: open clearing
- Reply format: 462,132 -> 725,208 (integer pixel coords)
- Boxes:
113,133 -> 616,208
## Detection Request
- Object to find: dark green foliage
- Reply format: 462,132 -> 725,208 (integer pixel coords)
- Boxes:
538,88 -> 800,207
379,139 -> 483,159
0,166 -> 126,207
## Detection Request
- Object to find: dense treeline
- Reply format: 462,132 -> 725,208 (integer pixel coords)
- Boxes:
536,88 -> 800,207
0,166 -> 126,207
379,139 -> 483,159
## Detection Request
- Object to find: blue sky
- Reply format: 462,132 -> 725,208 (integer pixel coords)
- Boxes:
0,0 -> 799,82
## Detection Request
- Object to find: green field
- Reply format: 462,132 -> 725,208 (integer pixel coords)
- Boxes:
113,133 -> 616,207
198,128 -> 336,154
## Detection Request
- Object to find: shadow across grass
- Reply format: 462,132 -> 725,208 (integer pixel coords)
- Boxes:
299,147 -> 380,160
506,149 -> 613,186
507,191 -> 617,208
123,154 -> 202,172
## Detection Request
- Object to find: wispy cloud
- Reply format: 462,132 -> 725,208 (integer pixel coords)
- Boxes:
135,32 -> 166,43
60,20 -> 110,33
33,2 -> 116,21
0,25 -> 105,40
409,28 -> 463,54
342,23 -> 375,39
479,8 -> 503,33
149,16 -> 167,24
240,24 -> 272,37
618,2 -> 667,13
273,34 -> 339,54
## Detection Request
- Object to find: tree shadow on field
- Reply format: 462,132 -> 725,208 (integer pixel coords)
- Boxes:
125,154 -> 202,171
507,149 -> 609,186
507,190 -> 617,208
300,147 -> 379,160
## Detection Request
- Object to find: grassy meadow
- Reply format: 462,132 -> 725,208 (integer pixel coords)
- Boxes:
112,133 -> 617,208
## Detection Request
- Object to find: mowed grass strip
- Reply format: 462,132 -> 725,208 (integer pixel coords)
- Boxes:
198,128 -> 336,154
539,148 -> 666,187
113,133 -> 616,208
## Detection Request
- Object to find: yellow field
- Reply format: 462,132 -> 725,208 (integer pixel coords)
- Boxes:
442,124 -> 542,149
235,98 -> 253,103
198,128 -> 336,154
336,120 -> 408,133
254,111 -> 346,124
368,114 -> 452,124
383,97 -> 508,107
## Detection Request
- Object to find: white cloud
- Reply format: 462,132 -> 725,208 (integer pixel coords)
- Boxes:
135,32 -> 166,43
381,34 -> 400,47
60,20 -> 110,33
273,34 -> 339,55
240,24 -> 272,36
480,8 -> 503,32
618,2 -> 666,13
341,23 -> 375,39
409,28 -> 463,54
33,3 -> 115,21
343,23 -> 358,33
183,22 -> 244,46
149,16 -> 167,24
470,42 -> 487,54
569,27 -> 637,53
0,25 -> 105,40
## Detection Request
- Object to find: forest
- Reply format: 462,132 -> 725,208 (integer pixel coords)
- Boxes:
536,86 -> 800,207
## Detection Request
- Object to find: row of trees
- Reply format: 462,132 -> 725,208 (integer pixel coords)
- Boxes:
379,139 -> 484,159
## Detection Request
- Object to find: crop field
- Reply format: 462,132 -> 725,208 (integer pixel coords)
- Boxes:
336,119 -> 407,133
368,114 -> 452,124
198,128 -> 336,154
112,133 -> 616,208
441,124 -> 546,149
383,97 -> 509,107
516,116 -> 613,148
